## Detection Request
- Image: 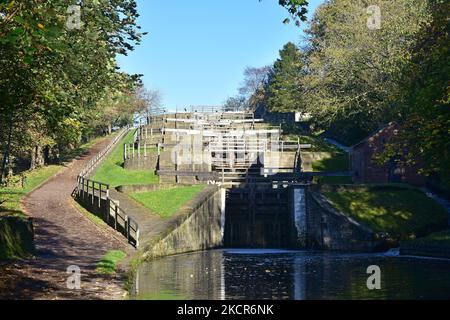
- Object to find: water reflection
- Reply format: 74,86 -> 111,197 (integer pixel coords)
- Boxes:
134,249 -> 450,300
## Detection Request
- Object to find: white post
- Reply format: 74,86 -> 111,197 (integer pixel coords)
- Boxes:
136,228 -> 140,248
220,188 -> 226,244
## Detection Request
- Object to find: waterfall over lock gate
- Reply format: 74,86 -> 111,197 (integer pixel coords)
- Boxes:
293,187 -> 307,246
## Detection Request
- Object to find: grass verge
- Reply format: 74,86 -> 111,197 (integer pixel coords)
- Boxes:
0,216 -> 34,260
312,152 -> 352,184
402,230 -> 450,247
323,185 -> 448,239
130,185 -> 207,218
0,133 -> 111,260
96,250 -> 127,274
92,130 -> 159,187
70,199 -> 107,228
0,165 -> 63,217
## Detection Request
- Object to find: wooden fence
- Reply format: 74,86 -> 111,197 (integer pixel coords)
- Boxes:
79,128 -> 129,177
76,127 -> 140,248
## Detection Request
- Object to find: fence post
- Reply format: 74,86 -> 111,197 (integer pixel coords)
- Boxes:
76,176 -> 80,196
144,143 -> 147,157
124,143 -> 127,160
136,228 -> 140,248
114,205 -> 118,230
138,142 -> 140,158
91,180 -> 95,205
98,183 -> 101,207
125,215 -> 130,243
86,178 -> 90,201
106,197 -> 110,224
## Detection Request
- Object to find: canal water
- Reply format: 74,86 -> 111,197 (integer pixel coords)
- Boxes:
133,249 -> 450,300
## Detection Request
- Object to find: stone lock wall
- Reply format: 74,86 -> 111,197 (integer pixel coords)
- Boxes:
142,186 -> 224,260
305,190 -> 378,252
124,153 -> 159,171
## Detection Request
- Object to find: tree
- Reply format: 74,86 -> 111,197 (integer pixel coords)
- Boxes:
0,0 -> 144,180
277,0 -> 309,26
223,96 -> 248,112
266,42 -> 305,112
136,88 -> 163,125
301,0 -> 430,144
239,66 -> 272,109
381,0 -> 450,179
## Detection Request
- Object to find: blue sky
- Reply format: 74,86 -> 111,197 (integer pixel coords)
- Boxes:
117,0 -> 323,111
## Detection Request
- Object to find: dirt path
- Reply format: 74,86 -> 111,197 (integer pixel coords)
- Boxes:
0,136 -> 130,300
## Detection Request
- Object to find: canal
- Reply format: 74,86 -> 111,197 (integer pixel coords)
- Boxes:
133,249 -> 450,300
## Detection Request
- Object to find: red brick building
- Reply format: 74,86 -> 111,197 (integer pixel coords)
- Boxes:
350,123 -> 427,186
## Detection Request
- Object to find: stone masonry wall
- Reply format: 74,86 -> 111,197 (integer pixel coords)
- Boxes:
306,190 -> 379,252
142,186 -> 224,260
124,153 -> 159,171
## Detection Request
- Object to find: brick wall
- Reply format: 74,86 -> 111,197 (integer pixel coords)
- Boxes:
351,123 -> 427,186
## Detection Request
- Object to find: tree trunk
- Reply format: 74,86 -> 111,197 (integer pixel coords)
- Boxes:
30,146 -> 36,171
30,145 -> 45,170
1,110 -> 14,183
108,124 -> 112,135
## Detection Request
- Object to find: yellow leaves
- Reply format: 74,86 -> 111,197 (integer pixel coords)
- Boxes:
37,23 -> 44,30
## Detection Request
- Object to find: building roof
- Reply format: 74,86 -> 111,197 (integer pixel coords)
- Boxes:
351,122 -> 398,150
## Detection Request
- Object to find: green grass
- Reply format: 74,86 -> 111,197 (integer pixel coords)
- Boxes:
0,134 -> 112,260
130,185 -> 207,218
92,130 -> 159,187
0,216 -> 34,260
60,134 -> 114,163
70,198 -> 107,228
0,165 -> 63,217
280,126 -> 353,184
323,186 -> 449,238
0,134 -> 114,217
0,165 -> 63,259
298,135 -> 338,153
96,250 -> 127,274
312,152 -> 353,184
403,230 -> 450,247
